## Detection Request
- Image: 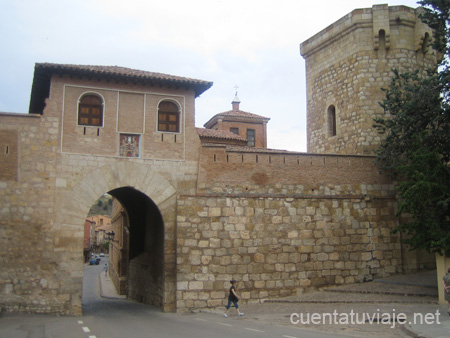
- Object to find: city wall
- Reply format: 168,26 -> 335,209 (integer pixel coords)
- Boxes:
0,4 -> 438,315
0,112 -> 434,315
0,113 -> 67,313
175,145 -> 433,311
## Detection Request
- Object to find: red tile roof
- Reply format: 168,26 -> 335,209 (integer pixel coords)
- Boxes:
203,109 -> 270,128
39,63 -> 212,88
29,63 -> 213,114
196,127 -> 247,141
218,110 -> 269,120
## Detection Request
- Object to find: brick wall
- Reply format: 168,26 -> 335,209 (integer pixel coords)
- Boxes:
198,145 -> 392,189
216,120 -> 267,148
49,76 -> 199,161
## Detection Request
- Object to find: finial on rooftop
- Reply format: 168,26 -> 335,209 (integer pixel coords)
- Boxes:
232,85 -> 240,110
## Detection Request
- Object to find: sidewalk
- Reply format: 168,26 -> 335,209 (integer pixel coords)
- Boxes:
372,270 -> 450,338
237,270 -> 450,338
99,271 -> 126,300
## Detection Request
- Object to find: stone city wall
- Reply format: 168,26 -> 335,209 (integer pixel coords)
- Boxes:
174,145 -> 433,311
0,113 -> 72,314
176,193 -> 400,311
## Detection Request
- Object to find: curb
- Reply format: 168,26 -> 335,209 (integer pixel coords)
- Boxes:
264,299 -> 436,304
98,273 -> 124,300
323,288 -> 436,298
98,274 -> 104,298
401,323 -> 429,338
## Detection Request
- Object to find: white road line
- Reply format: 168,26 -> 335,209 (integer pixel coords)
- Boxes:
195,318 -> 207,321
82,327 -> 91,333
283,336 -> 299,338
245,328 -> 265,332
217,322 -> 232,327
89,336 -> 97,338
77,320 -> 83,324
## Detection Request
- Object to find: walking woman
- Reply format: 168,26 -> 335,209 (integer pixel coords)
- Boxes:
223,280 -> 244,318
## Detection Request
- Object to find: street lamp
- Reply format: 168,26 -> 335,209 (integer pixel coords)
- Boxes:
106,231 -> 119,243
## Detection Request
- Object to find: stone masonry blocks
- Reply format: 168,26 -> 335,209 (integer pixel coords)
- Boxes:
176,192 -> 404,311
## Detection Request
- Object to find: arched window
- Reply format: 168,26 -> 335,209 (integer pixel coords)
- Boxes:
158,101 -> 180,132
327,105 -> 336,137
78,94 -> 103,126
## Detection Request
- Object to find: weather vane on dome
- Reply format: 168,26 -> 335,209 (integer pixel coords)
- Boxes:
234,84 -> 239,96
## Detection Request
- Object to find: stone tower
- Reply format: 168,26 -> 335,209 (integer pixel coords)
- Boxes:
300,4 -> 437,155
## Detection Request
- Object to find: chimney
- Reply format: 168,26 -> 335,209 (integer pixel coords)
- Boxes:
232,93 -> 241,111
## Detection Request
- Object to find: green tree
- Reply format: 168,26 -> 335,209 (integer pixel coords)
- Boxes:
104,241 -> 110,253
373,0 -> 450,254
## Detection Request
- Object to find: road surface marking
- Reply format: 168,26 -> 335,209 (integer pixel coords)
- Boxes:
283,336 -> 299,338
245,328 -> 265,332
195,318 -> 207,321
82,327 -> 91,333
77,320 -> 83,324
217,322 -> 232,327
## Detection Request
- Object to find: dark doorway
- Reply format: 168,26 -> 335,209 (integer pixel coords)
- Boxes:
108,186 -> 165,309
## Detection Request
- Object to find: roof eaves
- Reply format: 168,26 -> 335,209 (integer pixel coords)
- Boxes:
203,110 -> 270,128
196,127 -> 247,141
29,63 -> 213,114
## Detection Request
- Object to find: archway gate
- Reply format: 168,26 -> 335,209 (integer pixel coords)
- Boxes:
54,161 -> 177,314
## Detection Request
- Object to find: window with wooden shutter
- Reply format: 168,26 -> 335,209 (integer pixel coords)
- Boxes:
158,101 -> 179,132
78,94 -> 103,126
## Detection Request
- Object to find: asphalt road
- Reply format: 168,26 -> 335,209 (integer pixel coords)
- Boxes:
0,257 -> 365,338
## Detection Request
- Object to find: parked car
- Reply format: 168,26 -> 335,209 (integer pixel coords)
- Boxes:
89,258 -> 99,265
100,253 -> 105,257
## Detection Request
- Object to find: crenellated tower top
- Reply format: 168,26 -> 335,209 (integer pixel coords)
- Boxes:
300,4 -> 437,155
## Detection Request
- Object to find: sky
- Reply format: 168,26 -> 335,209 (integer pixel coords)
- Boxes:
0,0 -> 421,152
